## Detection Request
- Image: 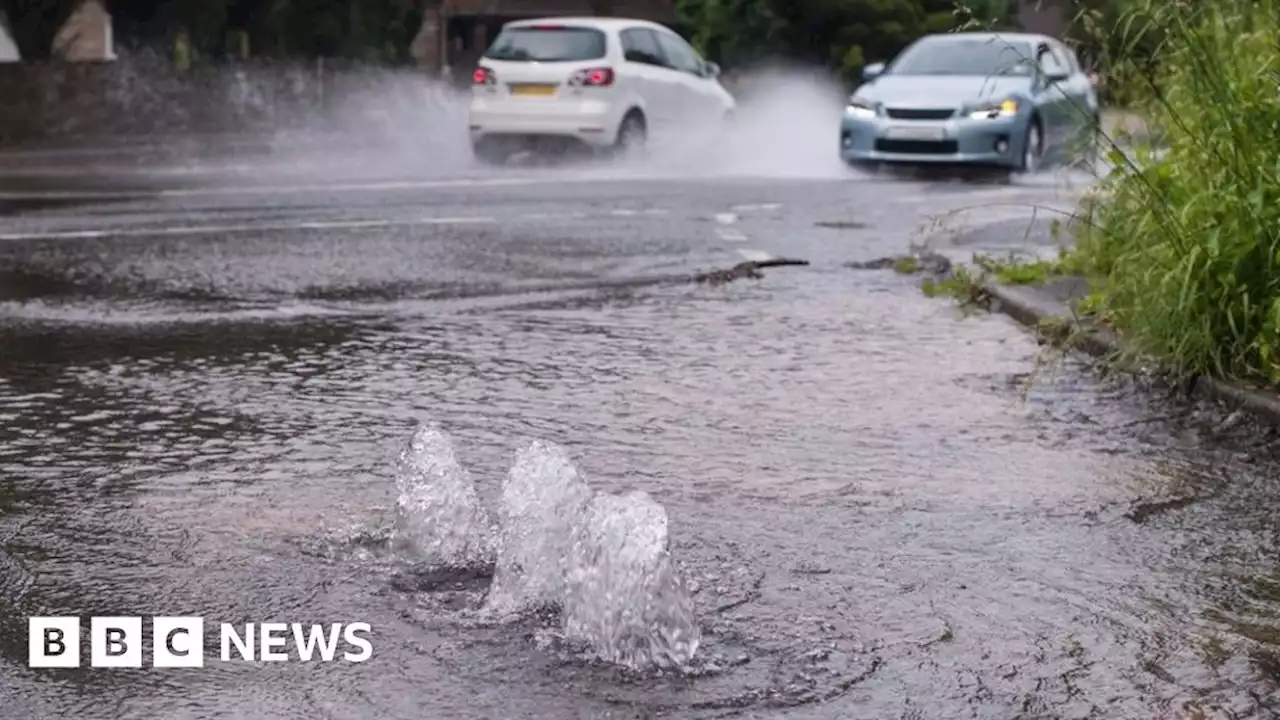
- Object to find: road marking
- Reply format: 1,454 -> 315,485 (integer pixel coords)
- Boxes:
716,228 -> 748,242
0,176 -> 574,201
0,203 -> 684,241
737,248 -> 776,262
518,211 -> 589,220
730,203 -> 782,212
605,208 -> 668,217
0,164 -> 275,178
0,215 -> 498,241
713,212 -> 738,225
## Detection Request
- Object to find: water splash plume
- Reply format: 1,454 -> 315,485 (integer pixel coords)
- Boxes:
389,423 -> 494,568
386,429 -> 702,670
484,440 -> 593,614
563,490 -> 701,670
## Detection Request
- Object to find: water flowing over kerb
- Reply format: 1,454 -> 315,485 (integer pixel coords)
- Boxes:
563,491 -> 701,670
389,424 -> 495,568
484,440 -> 593,614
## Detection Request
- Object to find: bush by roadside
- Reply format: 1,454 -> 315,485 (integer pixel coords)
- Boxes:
934,0 -> 1280,391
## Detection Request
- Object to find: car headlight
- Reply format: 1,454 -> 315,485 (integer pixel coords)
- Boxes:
967,99 -> 1018,119
845,98 -> 877,119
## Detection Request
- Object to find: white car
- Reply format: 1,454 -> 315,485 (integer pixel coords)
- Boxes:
467,17 -> 736,164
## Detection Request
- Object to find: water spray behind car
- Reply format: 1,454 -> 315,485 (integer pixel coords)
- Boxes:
627,61 -> 855,180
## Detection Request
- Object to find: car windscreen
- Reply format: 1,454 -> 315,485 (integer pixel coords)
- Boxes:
888,38 -> 1035,76
483,26 -> 607,62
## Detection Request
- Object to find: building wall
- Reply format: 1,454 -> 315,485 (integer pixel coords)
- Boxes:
52,0 -> 116,62
446,0 -> 673,20
0,17 -> 19,63
436,0 -> 676,78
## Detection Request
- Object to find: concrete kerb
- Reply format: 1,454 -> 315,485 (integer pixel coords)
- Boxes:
981,280 -> 1280,427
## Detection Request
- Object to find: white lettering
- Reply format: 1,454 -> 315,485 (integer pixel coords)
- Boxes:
291,624 -> 341,662
220,623 -> 254,661
259,623 -> 288,661
343,623 -> 372,662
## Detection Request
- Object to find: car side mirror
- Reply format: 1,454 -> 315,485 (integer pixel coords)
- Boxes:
862,62 -> 885,81
702,60 -> 720,78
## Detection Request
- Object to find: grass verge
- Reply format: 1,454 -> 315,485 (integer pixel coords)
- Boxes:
933,0 -> 1280,390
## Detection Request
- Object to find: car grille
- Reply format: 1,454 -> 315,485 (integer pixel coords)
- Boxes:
875,139 -> 959,154
884,107 -> 955,120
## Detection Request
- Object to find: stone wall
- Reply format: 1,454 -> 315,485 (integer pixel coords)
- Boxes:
0,57 -> 449,145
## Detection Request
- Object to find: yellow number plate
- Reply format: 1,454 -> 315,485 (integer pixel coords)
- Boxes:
509,84 -> 558,97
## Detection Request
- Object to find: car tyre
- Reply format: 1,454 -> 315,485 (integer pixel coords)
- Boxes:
471,139 -> 509,167
1081,112 -> 1103,170
1016,119 -> 1044,174
846,159 -> 883,175
613,111 -> 647,160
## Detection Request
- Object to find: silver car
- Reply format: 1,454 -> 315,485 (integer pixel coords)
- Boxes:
839,32 -> 1099,173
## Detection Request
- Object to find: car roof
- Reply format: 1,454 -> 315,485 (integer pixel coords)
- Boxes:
502,17 -> 673,33
917,31 -> 1050,45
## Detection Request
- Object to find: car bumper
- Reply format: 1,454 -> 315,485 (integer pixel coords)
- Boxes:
469,97 -> 620,148
839,111 -> 1027,167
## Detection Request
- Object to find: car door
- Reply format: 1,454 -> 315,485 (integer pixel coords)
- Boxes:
651,30 -> 714,131
619,28 -> 678,135
1051,39 -> 1100,140
1034,42 -> 1074,153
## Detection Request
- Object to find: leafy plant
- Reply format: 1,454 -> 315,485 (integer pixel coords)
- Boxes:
1064,0 -> 1280,386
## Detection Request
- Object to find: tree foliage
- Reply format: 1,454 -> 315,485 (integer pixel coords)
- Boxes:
0,0 -> 81,59
674,0 -> 1015,83
6,0 -> 1148,78
103,0 -> 422,63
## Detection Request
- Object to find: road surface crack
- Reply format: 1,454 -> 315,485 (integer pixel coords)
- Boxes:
695,258 -> 809,287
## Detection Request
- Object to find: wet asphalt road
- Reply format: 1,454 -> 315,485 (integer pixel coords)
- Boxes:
1,147 -> 1279,720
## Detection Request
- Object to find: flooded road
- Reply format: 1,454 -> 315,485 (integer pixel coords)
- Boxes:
0,155 -> 1277,720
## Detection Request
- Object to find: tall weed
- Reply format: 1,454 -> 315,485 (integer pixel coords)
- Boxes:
1071,0 -> 1280,384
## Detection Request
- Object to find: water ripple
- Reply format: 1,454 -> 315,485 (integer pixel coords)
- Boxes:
1,268 -> 1279,717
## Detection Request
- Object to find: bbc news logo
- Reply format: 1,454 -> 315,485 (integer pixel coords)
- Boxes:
28,617 -> 373,668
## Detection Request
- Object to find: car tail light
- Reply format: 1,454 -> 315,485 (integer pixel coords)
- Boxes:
568,67 -> 614,87
473,66 -> 496,86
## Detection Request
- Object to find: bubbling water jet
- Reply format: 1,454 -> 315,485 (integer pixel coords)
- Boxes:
484,440 -> 594,614
385,428 -> 702,670
563,490 -> 701,670
389,423 -> 495,569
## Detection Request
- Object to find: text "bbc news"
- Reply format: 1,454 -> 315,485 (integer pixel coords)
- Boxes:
28,617 -> 373,668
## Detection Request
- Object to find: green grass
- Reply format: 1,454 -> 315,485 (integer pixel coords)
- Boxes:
1066,0 -> 1280,386
921,250 -> 1074,304
929,0 -> 1280,387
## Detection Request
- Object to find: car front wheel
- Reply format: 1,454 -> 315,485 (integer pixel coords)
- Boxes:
471,139 -> 509,167
1017,120 -> 1043,174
